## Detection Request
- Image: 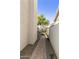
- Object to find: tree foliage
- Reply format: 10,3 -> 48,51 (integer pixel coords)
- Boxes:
37,14 -> 49,25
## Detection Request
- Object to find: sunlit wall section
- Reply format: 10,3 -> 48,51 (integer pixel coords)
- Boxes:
28,0 -> 37,44
49,9 -> 59,58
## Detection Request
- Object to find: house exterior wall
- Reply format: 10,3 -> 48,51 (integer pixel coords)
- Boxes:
28,0 -> 37,44
49,23 -> 59,58
49,9 -> 59,58
20,0 -> 29,51
20,0 -> 37,51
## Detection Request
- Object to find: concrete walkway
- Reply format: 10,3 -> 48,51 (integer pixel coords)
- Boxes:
30,35 -> 47,59
20,34 -> 57,59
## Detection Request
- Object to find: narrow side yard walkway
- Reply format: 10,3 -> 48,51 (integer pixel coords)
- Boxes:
30,35 -> 47,59
20,34 -> 57,59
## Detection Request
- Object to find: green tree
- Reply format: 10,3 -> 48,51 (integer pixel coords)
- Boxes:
37,14 -> 49,25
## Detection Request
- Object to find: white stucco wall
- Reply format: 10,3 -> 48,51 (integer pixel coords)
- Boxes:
28,0 -> 37,44
49,23 -> 59,58
20,0 -> 29,51
20,0 -> 37,51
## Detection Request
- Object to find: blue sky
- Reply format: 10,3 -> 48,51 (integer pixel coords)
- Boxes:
37,0 -> 59,24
